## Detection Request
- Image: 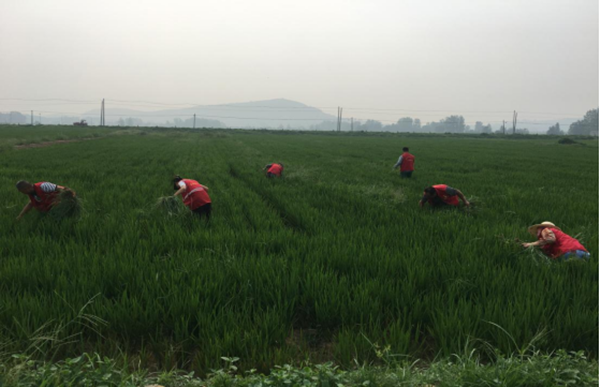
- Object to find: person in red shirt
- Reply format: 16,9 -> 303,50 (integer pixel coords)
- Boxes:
522,221 -> 589,260
419,184 -> 470,208
263,163 -> 284,178
172,176 -> 212,220
15,180 -> 67,220
393,147 -> 415,178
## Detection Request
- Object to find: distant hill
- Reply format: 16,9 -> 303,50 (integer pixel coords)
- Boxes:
84,99 -> 336,128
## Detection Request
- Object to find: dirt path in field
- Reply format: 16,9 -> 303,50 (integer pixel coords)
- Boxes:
14,137 -> 103,149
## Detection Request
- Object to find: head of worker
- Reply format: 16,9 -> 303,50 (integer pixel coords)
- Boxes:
528,221 -> 559,238
423,186 -> 437,199
172,175 -> 183,190
403,147 -> 409,152
16,180 -> 35,195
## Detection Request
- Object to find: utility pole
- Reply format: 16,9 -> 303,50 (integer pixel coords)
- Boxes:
193,113 -> 196,129
100,99 -> 105,126
39,113 -> 41,125
351,117 -> 354,132
336,107 -> 343,132
31,110 -> 33,126
502,120 -> 506,135
512,111 -> 518,135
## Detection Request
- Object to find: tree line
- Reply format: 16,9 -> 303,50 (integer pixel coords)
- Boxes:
1,108 -> 598,136
311,115 -> 517,134
310,108 -> 599,136
547,108 -> 599,136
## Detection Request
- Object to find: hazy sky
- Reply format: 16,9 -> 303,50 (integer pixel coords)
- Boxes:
1,0 -> 598,129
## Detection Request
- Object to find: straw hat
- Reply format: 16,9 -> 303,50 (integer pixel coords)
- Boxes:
528,221 -> 560,236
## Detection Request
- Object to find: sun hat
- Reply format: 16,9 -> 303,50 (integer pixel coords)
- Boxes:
528,221 -> 560,236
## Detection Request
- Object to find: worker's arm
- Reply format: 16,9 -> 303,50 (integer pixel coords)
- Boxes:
200,184 -> 209,190
418,194 -> 427,208
523,229 -> 556,248
16,202 -> 34,221
454,189 -> 470,207
173,187 -> 186,197
263,164 -> 272,171
393,155 -> 403,169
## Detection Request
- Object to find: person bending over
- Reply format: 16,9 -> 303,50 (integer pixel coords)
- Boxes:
522,221 -> 589,260
419,184 -> 470,208
173,176 -> 212,220
16,180 -> 69,220
263,163 -> 284,178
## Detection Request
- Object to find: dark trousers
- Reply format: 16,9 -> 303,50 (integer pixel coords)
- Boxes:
192,203 -> 211,220
400,170 -> 413,178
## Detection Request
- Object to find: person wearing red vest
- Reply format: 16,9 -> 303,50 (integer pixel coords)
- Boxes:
173,176 -> 212,220
15,180 -> 68,220
419,184 -> 470,208
522,221 -> 589,260
393,147 -> 415,178
263,163 -> 284,178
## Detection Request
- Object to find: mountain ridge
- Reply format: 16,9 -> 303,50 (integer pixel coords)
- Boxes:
83,98 -> 336,128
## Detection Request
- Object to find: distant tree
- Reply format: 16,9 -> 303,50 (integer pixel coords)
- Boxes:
547,122 -> 563,135
420,122 -> 434,132
396,117 -> 413,132
440,115 -> 465,133
482,124 -> 492,133
363,119 -> 383,131
568,108 -> 599,135
515,128 -> 530,135
413,118 -> 421,130
0,111 -> 27,124
125,117 -> 143,126
474,121 -> 483,133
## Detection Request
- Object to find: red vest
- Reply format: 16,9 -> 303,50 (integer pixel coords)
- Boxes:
431,184 -> 459,206
400,152 -> 415,172
540,228 -> 587,259
29,182 -> 58,212
267,164 -> 283,176
181,179 -> 211,210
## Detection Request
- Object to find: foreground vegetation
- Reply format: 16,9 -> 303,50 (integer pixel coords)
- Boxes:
0,125 -> 597,375
1,349 -> 597,387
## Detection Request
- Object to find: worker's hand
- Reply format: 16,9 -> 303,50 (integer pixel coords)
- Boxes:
464,200 -> 471,207
522,242 -> 532,248
418,201 -> 423,208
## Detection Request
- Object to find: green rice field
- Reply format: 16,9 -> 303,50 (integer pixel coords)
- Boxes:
0,125 -> 597,373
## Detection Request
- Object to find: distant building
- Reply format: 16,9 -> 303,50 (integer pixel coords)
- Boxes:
590,131 -> 599,137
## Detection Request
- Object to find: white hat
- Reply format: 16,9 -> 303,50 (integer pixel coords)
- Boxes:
527,221 -> 560,236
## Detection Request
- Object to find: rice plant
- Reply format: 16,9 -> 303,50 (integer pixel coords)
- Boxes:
49,188 -> 83,220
